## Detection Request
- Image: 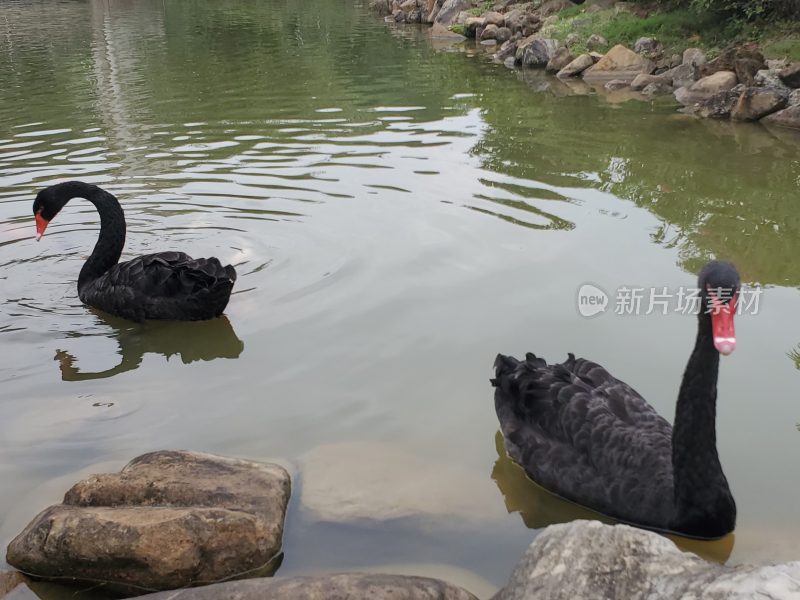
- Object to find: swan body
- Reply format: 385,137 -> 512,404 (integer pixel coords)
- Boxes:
33,182 -> 236,322
492,261 -> 739,539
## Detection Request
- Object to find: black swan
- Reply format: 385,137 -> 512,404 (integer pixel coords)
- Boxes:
492,261 -> 739,539
33,181 -> 237,322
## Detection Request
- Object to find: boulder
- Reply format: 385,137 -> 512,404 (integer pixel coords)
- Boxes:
700,45 -> 765,78
582,44 -> 655,83
6,451 -> 291,595
483,11 -> 505,26
666,62 -> 698,88
565,32 -> 580,48
641,81 -> 673,96
630,73 -> 670,91
731,86 -> 789,121
761,105 -> 800,130
604,79 -> 629,91
434,0 -> 471,25
400,0 -> 418,12
133,574 -> 479,600
495,27 -> 512,43
494,39 -> 518,61
480,23 -> 499,40
504,56 -> 517,68
674,70 -> 738,106
538,0 -> 575,17
492,521 -> 800,600
522,37 -> 559,68
755,68 -> 790,90
779,63 -> 800,88
695,85 -> 746,118
586,33 -> 608,51
735,58 -> 765,87
633,37 -> 663,60
464,16 -> 485,37
790,89 -> 800,107
545,47 -> 574,73
682,47 -> 707,67
503,9 -> 541,36
556,53 -> 595,78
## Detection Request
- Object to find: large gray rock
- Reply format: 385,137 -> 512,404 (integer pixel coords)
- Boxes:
482,11 -> 505,26
433,0 -> 470,25
699,45 -> 765,78
133,574 -> 479,600
503,9 -> 541,36
630,73 -> 670,91
556,53 -> 594,78
538,0 -> 575,17
6,451 -> 290,596
682,47 -> 707,67
694,84 -> 745,118
754,68 -> 792,93
762,105 -> 800,130
582,44 -> 655,83
731,86 -> 789,121
492,521 -> 800,600
633,37 -> 663,60
666,62 -> 698,88
522,37 -> 559,68
674,70 -> 738,106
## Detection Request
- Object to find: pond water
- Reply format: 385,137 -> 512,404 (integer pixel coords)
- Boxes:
1,0 -> 799,596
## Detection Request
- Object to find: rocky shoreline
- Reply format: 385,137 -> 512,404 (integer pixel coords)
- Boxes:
3,450 -> 800,599
369,0 -> 800,130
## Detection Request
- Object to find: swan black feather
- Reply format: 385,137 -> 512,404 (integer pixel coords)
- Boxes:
492,261 -> 739,539
33,182 -> 236,322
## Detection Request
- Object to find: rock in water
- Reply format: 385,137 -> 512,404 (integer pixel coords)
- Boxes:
556,53 -> 595,78
582,44 -> 654,83
674,70 -> 738,106
6,451 -> 291,596
731,86 -> 789,121
128,573 -> 479,600
492,520 -> 800,600
522,38 -> 559,68
545,47 -> 574,73
761,106 -> 800,130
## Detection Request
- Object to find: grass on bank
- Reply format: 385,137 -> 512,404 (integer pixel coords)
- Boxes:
456,2 -> 800,61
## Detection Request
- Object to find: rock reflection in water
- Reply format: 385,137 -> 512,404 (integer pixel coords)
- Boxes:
490,431 -> 735,563
55,312 -> 244,381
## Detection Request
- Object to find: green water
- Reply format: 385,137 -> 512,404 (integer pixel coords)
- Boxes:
1,0 -> 799,596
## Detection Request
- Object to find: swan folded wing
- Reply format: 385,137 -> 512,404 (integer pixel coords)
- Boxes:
494,353 -> 674,526
81,252 -> 236,321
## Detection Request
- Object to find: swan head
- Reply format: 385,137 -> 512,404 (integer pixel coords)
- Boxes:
698,261 -> 740,356
32,183 -> 73,241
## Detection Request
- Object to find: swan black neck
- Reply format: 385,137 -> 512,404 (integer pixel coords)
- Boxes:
670,312 -> 735,537
56,182 -> 126,290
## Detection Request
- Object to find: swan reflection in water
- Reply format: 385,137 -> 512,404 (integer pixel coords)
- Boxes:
55,312 -> 244,381
490,431 -> 735,564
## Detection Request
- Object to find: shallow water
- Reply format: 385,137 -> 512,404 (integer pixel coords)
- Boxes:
1,0 -> 799,595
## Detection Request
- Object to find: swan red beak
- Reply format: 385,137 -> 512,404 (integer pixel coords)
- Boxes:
709,292 -> 736,356
35,212 -> 49,241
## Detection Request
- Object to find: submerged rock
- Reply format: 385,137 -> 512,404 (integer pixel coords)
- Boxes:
731,86 -> 789,121
630,73 -> 670,91
492,520 -> 800,600
604,79 -> 629,91
582,44 -> 654,83
132,573 -> 479,600
6,451 -> 290,596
